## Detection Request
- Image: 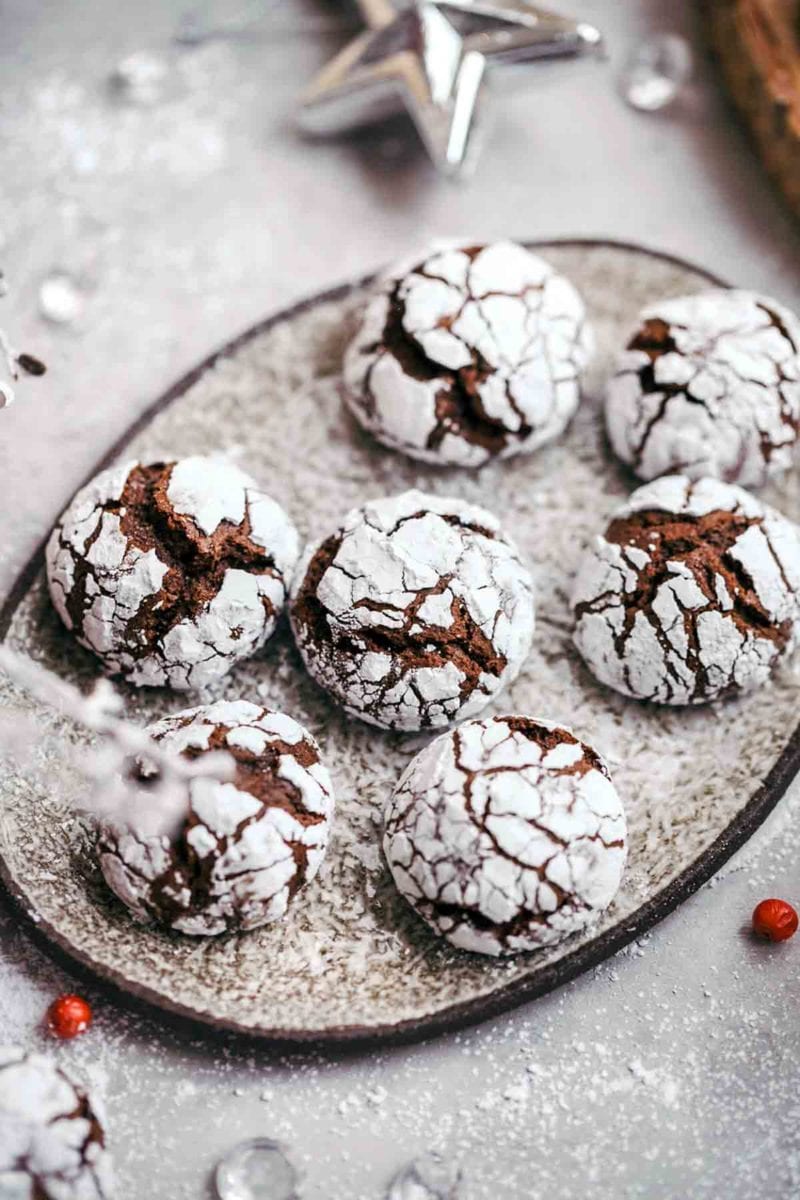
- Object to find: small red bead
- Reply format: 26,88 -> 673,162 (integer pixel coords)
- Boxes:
46,994 -> 93,1040
752,898 -> 799,943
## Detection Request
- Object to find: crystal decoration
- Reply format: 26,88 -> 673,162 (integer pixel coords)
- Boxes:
108,51 -> 170,106
38,272 -> 86,325
387,1152 -> 463,1200
621,33 -> 692,113
214,1139 -> 299,1200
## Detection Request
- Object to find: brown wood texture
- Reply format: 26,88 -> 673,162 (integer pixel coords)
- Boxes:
705,0 -> 800,218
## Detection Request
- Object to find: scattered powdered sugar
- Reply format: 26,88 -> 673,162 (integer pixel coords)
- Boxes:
12,46 -> 236,185
0,839 -> 798,1200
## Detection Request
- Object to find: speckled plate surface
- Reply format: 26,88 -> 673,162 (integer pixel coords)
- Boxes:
2,239 -> 800,1046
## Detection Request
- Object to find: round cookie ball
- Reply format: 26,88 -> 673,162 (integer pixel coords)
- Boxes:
605,289 -> 800,488
98,700 -> 334,935
572,475 -> 800,705
46,455 -> 299,690
383,715 -> 627,956
0,1046 -> 112,1200
290,490 -> 535,731
343,241 -> 593,467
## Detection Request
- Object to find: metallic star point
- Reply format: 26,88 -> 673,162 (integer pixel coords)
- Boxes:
297,0 -> 603,176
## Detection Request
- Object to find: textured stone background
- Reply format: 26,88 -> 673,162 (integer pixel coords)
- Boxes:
2,2 -> 800,1197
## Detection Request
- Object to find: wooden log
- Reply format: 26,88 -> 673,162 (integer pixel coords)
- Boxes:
704,0 -> 800,219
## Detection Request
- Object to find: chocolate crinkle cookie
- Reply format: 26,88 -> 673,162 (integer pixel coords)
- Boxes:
343,241 -> 593,467
0,1046 -> 112,1200
605,289 -> 800,488
572,475 -> 800,705
383,716 -> 627,956
289,490 -> 535,731
98,700 -> 334,936
46,455 -> 299,690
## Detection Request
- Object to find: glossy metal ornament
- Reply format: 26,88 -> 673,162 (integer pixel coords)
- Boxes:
296,0 -> 602,175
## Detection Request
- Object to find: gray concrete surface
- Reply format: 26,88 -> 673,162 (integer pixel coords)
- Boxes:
1,2 -> 800,1197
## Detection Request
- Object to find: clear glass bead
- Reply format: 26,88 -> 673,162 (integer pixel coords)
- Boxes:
38,272 -> 86,325
214,1138 -> 299,1200
387,1152 -> 463,1199
621,33 -> 692,113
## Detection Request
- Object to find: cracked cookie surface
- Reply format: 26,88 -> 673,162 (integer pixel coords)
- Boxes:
605,289 -> 800,487
98,700 -> 334,936
45,455 -> 299,690
572,475 -> 800,706
383,715 -> 627,956
289,490 -> 535,732
343,241 -> 593,467
0,1046 -> 112,1200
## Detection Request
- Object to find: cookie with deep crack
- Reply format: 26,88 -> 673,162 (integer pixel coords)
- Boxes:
46,455 -> 299,690
383,715 -> 627,956
343,241 -> 593,467
289,490 -> 535,731
98,700 -> 335,936
572,475 -> 800,705
605,289 -> 800,487
0,1046 -> 112,1200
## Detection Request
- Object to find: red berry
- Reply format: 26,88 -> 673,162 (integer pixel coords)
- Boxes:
46,994 -> 93,1039
752,898 -> 798,943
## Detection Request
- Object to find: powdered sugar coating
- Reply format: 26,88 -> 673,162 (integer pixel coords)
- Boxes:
605,289 -> 800,487
45,456 -> 299,690
289,490 -> 535,731
0,1046 -> 112,1200
344,241 -> 593,467
97,700 -> 334,936
572,475 -> 800,706
383,716 -> 627,956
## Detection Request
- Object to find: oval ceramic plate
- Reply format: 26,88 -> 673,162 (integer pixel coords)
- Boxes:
2,240 -> 800,1047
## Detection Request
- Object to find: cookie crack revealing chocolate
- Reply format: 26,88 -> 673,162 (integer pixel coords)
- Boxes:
65,463 -> 279,639
605,290 -> 800,488
383,716 -> 627,956
344,241 -> 592,467
97,700 -> 334,936
289,490 -> 535,732
46,456 -> 299,690
0,1047 -> 112,1200
378,273 -> 534,459
572,475 -> 800,706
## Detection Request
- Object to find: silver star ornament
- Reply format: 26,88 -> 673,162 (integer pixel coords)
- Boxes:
297,0 -> 603,176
